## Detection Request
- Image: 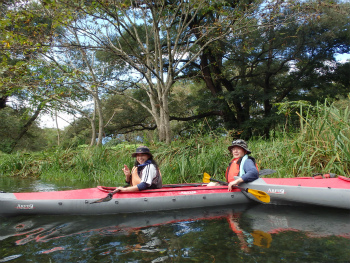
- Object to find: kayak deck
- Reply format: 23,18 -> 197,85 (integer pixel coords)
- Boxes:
262,176 -> 350,189
11,185 -> 238,200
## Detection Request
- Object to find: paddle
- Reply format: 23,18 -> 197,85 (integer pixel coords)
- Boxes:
258,169 -> 276,177
162,183 -> 206,188
90,183 -> 206,204
203,172 -> 270,204
90,189 -> 120,204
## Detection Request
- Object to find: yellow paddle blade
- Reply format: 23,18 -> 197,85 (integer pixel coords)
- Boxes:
246,189 -> 270,203
203,172 -> 211,183
251,230 -> 272,248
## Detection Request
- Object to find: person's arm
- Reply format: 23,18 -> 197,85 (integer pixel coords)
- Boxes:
116,185 -> 140,192
117,164 -> 157,192
241,159 -> 259,183
140,164 -> 157,186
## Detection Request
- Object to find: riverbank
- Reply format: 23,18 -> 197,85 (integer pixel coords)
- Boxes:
1,102 -> 349,184
0,135 -> 348,185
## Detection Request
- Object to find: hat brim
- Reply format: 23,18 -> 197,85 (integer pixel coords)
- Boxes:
228,145 -> 251,154
132,152 -> 153,158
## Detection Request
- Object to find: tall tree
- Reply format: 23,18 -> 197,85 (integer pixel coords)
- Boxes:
187,0 -> 350,139
40,0 -> 261,143
43,27 -> 109,146
0,0 -> 60,151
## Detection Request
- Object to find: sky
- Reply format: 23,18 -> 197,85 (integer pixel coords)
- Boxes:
335,53 -> 350,63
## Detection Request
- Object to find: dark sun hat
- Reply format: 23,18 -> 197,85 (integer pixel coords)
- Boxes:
132,146 -> 153,158
228,139 -> 251,154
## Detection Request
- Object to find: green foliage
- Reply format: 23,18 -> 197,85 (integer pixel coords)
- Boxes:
186,0 -> 350,139
1,1 -> 350,179
294,100 -> 350,175
102,90 -> 154,139
59,118 -> 93,148
1,100 -> 350,183
2,0 -> 350,146
0,107 -> 48,153
153,135 -> 230,184
0,0 -> 58,92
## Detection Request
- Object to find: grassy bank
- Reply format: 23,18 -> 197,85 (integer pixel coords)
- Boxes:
1,101 -> 350,185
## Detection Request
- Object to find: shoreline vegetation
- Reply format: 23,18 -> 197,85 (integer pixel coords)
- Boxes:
1,101 -> 350,185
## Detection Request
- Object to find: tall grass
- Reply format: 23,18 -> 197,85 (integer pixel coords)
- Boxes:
1,100 -> 349,185
39,146 -> 134,184
153,135 -> 231,184
292,101 -> 350,176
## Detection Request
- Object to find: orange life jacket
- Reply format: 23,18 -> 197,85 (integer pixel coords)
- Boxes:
225,156 -> 258,182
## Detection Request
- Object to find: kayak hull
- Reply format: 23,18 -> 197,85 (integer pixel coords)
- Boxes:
0,186 -> 251,216
246,176 -> 350,210
2,175 -> 350,216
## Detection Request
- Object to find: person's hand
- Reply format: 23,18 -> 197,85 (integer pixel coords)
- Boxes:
228,180 -> 238,191
108,188 -> 121,197
122,164 -> 131,176
228,178 -> 244,191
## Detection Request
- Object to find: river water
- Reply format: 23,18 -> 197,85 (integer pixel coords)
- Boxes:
0,177 -> 350,263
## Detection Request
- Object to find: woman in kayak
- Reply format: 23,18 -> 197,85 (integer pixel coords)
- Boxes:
226,139 -> 259,191
116,146 -> 162,192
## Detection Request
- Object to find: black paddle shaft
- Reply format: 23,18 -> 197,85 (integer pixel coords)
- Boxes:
209,178 -> 250,193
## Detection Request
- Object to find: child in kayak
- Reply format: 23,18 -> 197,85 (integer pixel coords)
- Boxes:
226,139 -> 259,191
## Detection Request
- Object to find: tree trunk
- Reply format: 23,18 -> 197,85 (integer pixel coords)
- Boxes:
90,117 -> 96,147
96,95 -> 104,146
0,95 -> 8,110
55,110 -> 60,146
9,102 -> 45,153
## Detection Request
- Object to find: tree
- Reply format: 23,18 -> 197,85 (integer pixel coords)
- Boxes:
0,1 -> 67,151
41,0 -> 261,143
185,0 -> 350,139
42,27 -> 109,146
0,106 -> 49,153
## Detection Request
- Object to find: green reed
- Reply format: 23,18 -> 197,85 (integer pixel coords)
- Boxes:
253,100 -> 350,177
292,101 -> 350,176
1,100 -> 349,184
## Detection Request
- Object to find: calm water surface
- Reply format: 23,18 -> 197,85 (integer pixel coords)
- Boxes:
0,177 -> 350,263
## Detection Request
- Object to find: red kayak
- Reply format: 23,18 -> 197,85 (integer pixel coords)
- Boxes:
0,184 -> 252,216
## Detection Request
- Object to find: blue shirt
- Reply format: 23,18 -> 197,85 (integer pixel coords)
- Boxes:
241,158 -> 259,183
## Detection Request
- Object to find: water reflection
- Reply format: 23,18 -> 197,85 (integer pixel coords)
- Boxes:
1,204 -> 350,262
1,176 -> 350,262
0,177 -> 96,193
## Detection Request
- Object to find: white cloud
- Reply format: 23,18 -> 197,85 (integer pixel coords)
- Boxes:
335,53 -> 350,63
39,112 -> 76,129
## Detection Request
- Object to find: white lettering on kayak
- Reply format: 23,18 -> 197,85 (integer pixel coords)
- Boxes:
16,204 -> 34,210
268,188 -> 285,194
179,191 -> 197,195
